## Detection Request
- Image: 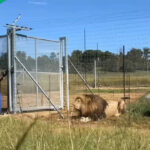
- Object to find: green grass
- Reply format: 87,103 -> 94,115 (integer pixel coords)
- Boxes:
69,88 -> 150,95
90,88 -> 150,93
0,96 -> 150,150
69,71 -> 150,88
0,116 -> 150,150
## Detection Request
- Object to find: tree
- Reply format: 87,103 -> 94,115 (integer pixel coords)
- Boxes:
126,48 -> 143,70
143,47 -> 150,71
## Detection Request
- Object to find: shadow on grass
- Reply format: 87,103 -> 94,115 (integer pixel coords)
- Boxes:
15,118 -> 38,150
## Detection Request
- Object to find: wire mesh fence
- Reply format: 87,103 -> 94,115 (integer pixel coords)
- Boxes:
0,36 -> 8,109
15,35 -> 62,111
68,47 -> 150,105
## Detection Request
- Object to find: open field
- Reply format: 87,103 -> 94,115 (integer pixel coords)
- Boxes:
69,71 -> 150,88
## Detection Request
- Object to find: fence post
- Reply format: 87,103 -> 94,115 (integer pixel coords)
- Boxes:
59,38 -> 64,109
7,29 -> 13,112
35,39 -> 39,107
64,37 -> 69,111
94,59 -> 97,88
11,27 -> 17,113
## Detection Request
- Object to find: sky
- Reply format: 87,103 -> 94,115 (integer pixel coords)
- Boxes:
1,0 -> 150,54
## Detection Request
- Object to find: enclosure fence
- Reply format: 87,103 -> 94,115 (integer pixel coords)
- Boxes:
0,28 -> 69,115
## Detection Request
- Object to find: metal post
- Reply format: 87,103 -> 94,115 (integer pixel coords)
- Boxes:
94,60 -> 97,88
59,38 -> 64,109
12,27 -> 17,113
35,39 -> 39,107
7,29 -> 12,112
97,43 -> 99,50
64,37 -> 69,111
123,45 -> 126,101
84,28 -> 86,51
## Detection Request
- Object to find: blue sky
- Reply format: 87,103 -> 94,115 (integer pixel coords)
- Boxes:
1,0 -> 150,54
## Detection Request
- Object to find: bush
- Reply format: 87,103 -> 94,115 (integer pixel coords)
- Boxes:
128,97 -> 150,117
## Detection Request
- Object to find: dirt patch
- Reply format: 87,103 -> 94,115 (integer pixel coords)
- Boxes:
16,91 -> 61,108
1,89 -> 145,123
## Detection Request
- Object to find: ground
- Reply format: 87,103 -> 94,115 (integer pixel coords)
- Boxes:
0,89 -> 150,150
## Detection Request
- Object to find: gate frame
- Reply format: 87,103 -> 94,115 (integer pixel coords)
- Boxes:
6,27 -> 69,116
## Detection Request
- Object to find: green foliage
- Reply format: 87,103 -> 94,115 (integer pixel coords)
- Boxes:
16,51 -> 59,72
128,97 -> 150,117
70,47 -> 150,73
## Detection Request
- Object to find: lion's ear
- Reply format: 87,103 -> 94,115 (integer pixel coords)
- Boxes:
75,97 -> 82,102
84,94 -> 92,99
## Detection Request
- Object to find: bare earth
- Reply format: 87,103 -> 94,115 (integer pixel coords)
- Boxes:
5,91 -> 145,121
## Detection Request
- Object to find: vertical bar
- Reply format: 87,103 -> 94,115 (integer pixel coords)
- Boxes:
94,60 -> 97,88
59,38 -> 64,109
128,75 -> 131,125
35,39 -> 38,106
49,75 -> 51,98
97,43 -> 99,50
123,45 -> 126,100
12,27 -> 17,113
64,37 -> 69,111
84,28 -> 86,51
7,30 -> 12,112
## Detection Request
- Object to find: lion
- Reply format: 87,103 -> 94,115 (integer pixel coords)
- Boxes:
71,94 -> 108,121
71,94 -> 127,122
104,100 -> 126,118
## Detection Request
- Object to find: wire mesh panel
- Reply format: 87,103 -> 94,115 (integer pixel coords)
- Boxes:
15,35 -> 62,111
69,47 -> 150,107
0,36 -> 8,109
69,49 -> 127,104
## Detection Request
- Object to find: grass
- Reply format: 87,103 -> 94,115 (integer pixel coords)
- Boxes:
0,71 -> 150,150
0,96 -> 150,150
0,116 -> 150,150
69,88 -> 150,95
69,71 -> 150,88
90,88 -> 150,93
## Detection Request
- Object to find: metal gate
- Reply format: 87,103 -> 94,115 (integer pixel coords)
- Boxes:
7,29 -> 69,114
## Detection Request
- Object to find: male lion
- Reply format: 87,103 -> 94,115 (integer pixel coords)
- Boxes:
71,94 -> 108,121
104,100 -> 126,118
71,94 -> 126,122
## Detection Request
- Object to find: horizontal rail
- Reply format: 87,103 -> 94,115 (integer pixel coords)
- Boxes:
16,34 -> 60,43
16,70 -> 60,75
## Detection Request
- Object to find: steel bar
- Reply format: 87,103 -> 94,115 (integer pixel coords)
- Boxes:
64,38 -> 70,111
12,27 -> 17,113
16,34 -> 59,43
94,60 -> 97,88
15,56 -> 64,119
123,45 -> 126,101
35,39 -> 39,107
69,59 -> 94,96
59,38 -> 64,109
7,30 -> 12,112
